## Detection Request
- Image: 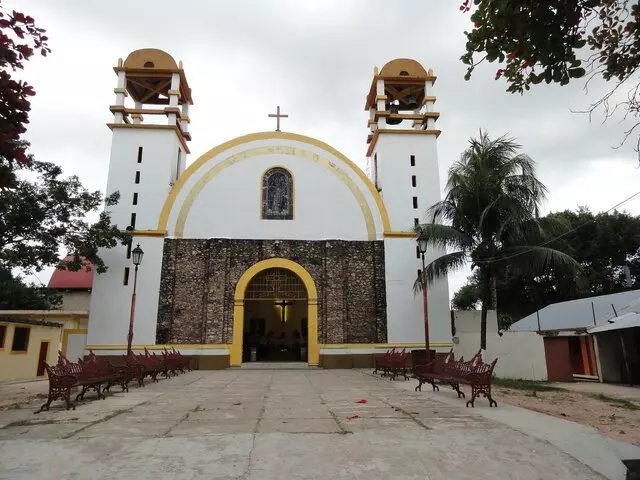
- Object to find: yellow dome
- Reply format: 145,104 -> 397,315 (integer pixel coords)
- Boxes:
123,48 -> 178,70
379,58 -> 428,77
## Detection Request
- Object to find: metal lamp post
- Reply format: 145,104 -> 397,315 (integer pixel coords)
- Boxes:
127,244 -> 144,355
417,238 -> 430,362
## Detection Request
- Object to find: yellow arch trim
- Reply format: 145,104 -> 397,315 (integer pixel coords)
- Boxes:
157,131 -> 391,233
232,258 -> 318,366
174,145 -> 376,239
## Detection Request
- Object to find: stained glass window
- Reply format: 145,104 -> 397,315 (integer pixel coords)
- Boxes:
262,167 -> 293,220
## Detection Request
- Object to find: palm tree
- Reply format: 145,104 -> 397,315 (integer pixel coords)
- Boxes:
415,130 -> 577,350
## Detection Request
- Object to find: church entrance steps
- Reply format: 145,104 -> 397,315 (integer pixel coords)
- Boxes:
239,362 -> 317,370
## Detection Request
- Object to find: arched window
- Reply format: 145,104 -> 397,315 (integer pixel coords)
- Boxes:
262,167 -> 293,220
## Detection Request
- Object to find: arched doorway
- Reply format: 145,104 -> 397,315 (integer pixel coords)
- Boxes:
231,258 -> 318,366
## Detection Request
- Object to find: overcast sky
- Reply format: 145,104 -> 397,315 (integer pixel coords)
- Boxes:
12,0 -> 640,297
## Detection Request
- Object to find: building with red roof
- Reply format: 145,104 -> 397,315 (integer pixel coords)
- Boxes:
48,256 -> 94,311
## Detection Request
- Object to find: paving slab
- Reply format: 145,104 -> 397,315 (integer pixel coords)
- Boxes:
258,418 -> 340,433
0,369 -> 625,479
167,418 -> 258,436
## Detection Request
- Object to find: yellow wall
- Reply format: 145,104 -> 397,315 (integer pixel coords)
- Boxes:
60,291 -> 91,311
0,321 -> 61,382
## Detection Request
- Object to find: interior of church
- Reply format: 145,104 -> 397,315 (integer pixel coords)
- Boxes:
242,299 -> 308,362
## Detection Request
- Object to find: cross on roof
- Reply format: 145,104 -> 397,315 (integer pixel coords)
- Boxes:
268,106 -> 288,132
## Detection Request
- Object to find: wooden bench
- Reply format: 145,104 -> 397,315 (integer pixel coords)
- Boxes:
373,348 -> 410,380
35,352 -> 123,413
373,347 -> 396,375
161,347 -> 190,375
412,349 -> 459,392
123,352 -> 158,387
83,350 -> 135,393
455,358 -> 498,407
413,351 -> 499,407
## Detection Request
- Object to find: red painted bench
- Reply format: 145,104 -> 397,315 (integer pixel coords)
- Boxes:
82,350 -> 135,393
413,350 -> 499,407
373,348 -> 410,380
36,352 -> 124,413
373,347 -> 396,375
123,351 -> 160,386
161,347 -> 190,375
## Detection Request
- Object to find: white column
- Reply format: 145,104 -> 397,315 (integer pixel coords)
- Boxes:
369,107 -> 376,133
180,103 -> 189,133
133,101 -> 142,124
113,71 -> 126,123
167,72 -> 180,125
424,79 -> 435,129
376,79 -> 386,128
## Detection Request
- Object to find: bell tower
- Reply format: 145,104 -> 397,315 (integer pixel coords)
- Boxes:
88,49 -> 193,348
107,48 -> 193,232
365,58 -> 450,346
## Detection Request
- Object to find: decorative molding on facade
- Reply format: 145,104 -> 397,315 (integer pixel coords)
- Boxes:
106,123 -> 191,154
157,132 -> 392,238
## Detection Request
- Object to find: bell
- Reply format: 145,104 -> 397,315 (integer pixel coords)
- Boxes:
386,102 -> 402,125
402,92 -> 421,110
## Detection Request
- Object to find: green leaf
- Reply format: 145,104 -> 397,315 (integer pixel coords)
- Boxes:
568,67 -> 585,78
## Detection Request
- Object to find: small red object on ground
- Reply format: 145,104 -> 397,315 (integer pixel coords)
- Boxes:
355,399 -> 367,404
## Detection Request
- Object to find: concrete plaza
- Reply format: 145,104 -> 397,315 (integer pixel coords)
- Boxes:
0,369 -> 635,479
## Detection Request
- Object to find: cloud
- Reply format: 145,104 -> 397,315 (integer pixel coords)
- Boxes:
12,0 -> 640,295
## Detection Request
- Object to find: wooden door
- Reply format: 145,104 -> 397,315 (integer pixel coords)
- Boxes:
36,341 -> 49,376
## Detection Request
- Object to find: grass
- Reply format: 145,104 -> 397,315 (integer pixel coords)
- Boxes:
588,393 -> 640,410
493,377 -> 568,392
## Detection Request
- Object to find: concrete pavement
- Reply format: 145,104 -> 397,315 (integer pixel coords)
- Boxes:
0,369 -> 626,479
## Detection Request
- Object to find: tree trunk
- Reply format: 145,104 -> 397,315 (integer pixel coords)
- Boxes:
490,274 -> 497,310
479,267 -> 494,351
480,299 -> 488,351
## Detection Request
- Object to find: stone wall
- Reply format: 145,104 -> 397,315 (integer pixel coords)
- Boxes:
156,239 -> 387,345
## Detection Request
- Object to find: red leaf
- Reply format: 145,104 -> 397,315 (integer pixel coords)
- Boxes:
355,399 -> 367,404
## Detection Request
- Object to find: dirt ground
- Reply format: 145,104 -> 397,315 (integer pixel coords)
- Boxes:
495,385 -> 640,446
0,379 -> 49,411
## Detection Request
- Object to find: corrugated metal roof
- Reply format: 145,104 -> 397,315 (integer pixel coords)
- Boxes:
589,312 -> 640,334
508,290 -> 640,332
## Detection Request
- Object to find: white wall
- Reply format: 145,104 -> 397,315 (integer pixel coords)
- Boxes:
87,234 -> 164,346
453,310 -> 548,380
66,333 -> 87,362
373,134 -> 440,231
373,133 -> 450,346
88,127 -> 183,348
106,128 -> 182,231
166,137 -> 386,240
384,238 -> 450,346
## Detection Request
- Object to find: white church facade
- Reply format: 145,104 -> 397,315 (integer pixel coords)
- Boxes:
86,49 -> 452,368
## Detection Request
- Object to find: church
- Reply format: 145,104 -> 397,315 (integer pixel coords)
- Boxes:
85,48 -> 452,368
